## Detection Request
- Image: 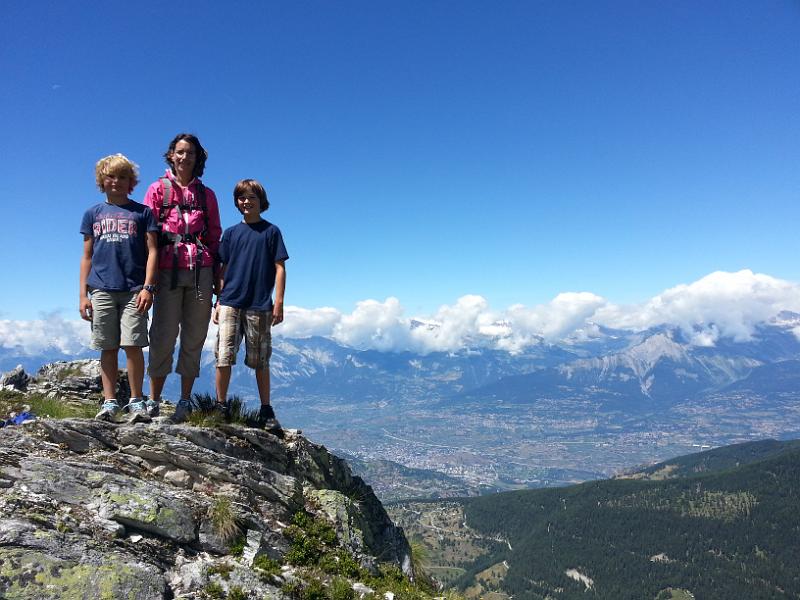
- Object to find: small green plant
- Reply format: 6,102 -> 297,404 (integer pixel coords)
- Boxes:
279,510 -> 433,600
409,538 -> 434,588
201,581 -> 225,600
284,511 -> 338,567
228,586 -> 247,600
229,533 -> 246,556
361,564 -> 434,600
344,485 -> 368,507
209,496 -> 241,543
281,580 -> 304,600
319,549 -> 362,578
207,562 -> 233,580
55,519 -> 71,534
303,577 -> 328,600
55,365 -> 84,380
253,554 -> 281,580
330,577 -> 355,600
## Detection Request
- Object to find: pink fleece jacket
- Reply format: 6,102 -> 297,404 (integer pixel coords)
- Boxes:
143,170 -> 222,271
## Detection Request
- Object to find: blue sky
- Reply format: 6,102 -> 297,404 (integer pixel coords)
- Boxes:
1,0 -> 799,326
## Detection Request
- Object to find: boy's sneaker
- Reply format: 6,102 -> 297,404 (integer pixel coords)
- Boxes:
145,398 -> 160,417
95,401 -> 120,422
256,404 -> 282,433
127,400 -> 152,424
170,399 -> 193,424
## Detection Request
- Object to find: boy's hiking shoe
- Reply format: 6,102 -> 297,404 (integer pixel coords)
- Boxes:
95,401 -> 120,422
169,399 -> 193,424
127,400 -> 152,424
145,399 -> 160,417
256,404 -> 282,433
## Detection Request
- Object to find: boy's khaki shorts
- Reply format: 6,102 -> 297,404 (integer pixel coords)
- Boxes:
90,290 -> 149,350
215,305 -> 272,369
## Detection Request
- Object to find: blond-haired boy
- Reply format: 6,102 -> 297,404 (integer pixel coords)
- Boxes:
79,154 -> 159,422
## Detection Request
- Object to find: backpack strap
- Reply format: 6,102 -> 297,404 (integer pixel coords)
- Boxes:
159,177 -> 173,223
196,181 -> 209,238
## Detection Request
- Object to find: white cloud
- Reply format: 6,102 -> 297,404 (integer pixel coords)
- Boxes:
331,297 -> 411,352
506,291 -> 608,342
2,271 -> 799,357
281,306 -> 341,338
410,295 -> 496,352
595,270 -> 800,343
0,313 -> 90,355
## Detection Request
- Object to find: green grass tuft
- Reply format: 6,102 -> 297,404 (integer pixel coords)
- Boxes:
185,393 -> 260,428
0,390 -> 96,420
330,577 -> 355,600
253,555 -> 281,580
228,586 -> 247,600
201,581 -> 225,599
209,496 -> 241,543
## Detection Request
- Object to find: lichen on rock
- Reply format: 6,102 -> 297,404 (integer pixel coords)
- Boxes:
0,361 -> 412,599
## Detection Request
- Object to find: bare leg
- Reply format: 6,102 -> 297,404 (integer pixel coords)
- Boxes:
180,375 -> 195,400
216,366 -> 231,405
100,349 -> 119,400
255,366 -> 271,406
149,375 -> 166,401
123,347 -> 145,398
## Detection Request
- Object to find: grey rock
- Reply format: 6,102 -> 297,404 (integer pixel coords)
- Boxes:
353,582 -> 375,597
0,370 -> 412,599
0,365 -> 30,391
27,359 -> 130,406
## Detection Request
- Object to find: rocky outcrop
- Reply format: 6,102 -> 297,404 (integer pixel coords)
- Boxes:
3,360 -> 131,405
0,397 -> 411,598
0,366 -> 30,392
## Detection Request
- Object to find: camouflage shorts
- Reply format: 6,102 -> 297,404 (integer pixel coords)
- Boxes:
214,305 -> 272,369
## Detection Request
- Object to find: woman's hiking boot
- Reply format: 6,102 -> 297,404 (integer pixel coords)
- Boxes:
127,400 -> 152,424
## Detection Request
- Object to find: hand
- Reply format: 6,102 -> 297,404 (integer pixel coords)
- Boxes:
272,303 -> 284,326
136,289 -> 153,313
212,303 -> 221,325
79,297 -> 93,322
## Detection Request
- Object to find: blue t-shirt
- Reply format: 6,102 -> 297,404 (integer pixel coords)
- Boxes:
80,200 -> 158,292
219,220 -> 289,311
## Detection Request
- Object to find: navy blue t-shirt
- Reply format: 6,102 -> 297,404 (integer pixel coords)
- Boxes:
80,200 -> 158,292
219,220 -> 289,311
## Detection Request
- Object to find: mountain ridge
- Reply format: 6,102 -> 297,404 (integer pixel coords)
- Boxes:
389,438 -> 800,600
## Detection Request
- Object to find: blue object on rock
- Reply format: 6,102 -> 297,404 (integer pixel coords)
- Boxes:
0,411 -> 36,427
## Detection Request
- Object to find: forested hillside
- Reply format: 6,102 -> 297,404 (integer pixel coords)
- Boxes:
622,437 -> 800,480
455,440 -> 800,599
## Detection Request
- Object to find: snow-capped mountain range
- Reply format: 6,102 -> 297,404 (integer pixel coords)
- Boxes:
3,313 -> 799,410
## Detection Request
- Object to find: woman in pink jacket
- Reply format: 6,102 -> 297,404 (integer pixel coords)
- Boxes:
143,133 -> 222,421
